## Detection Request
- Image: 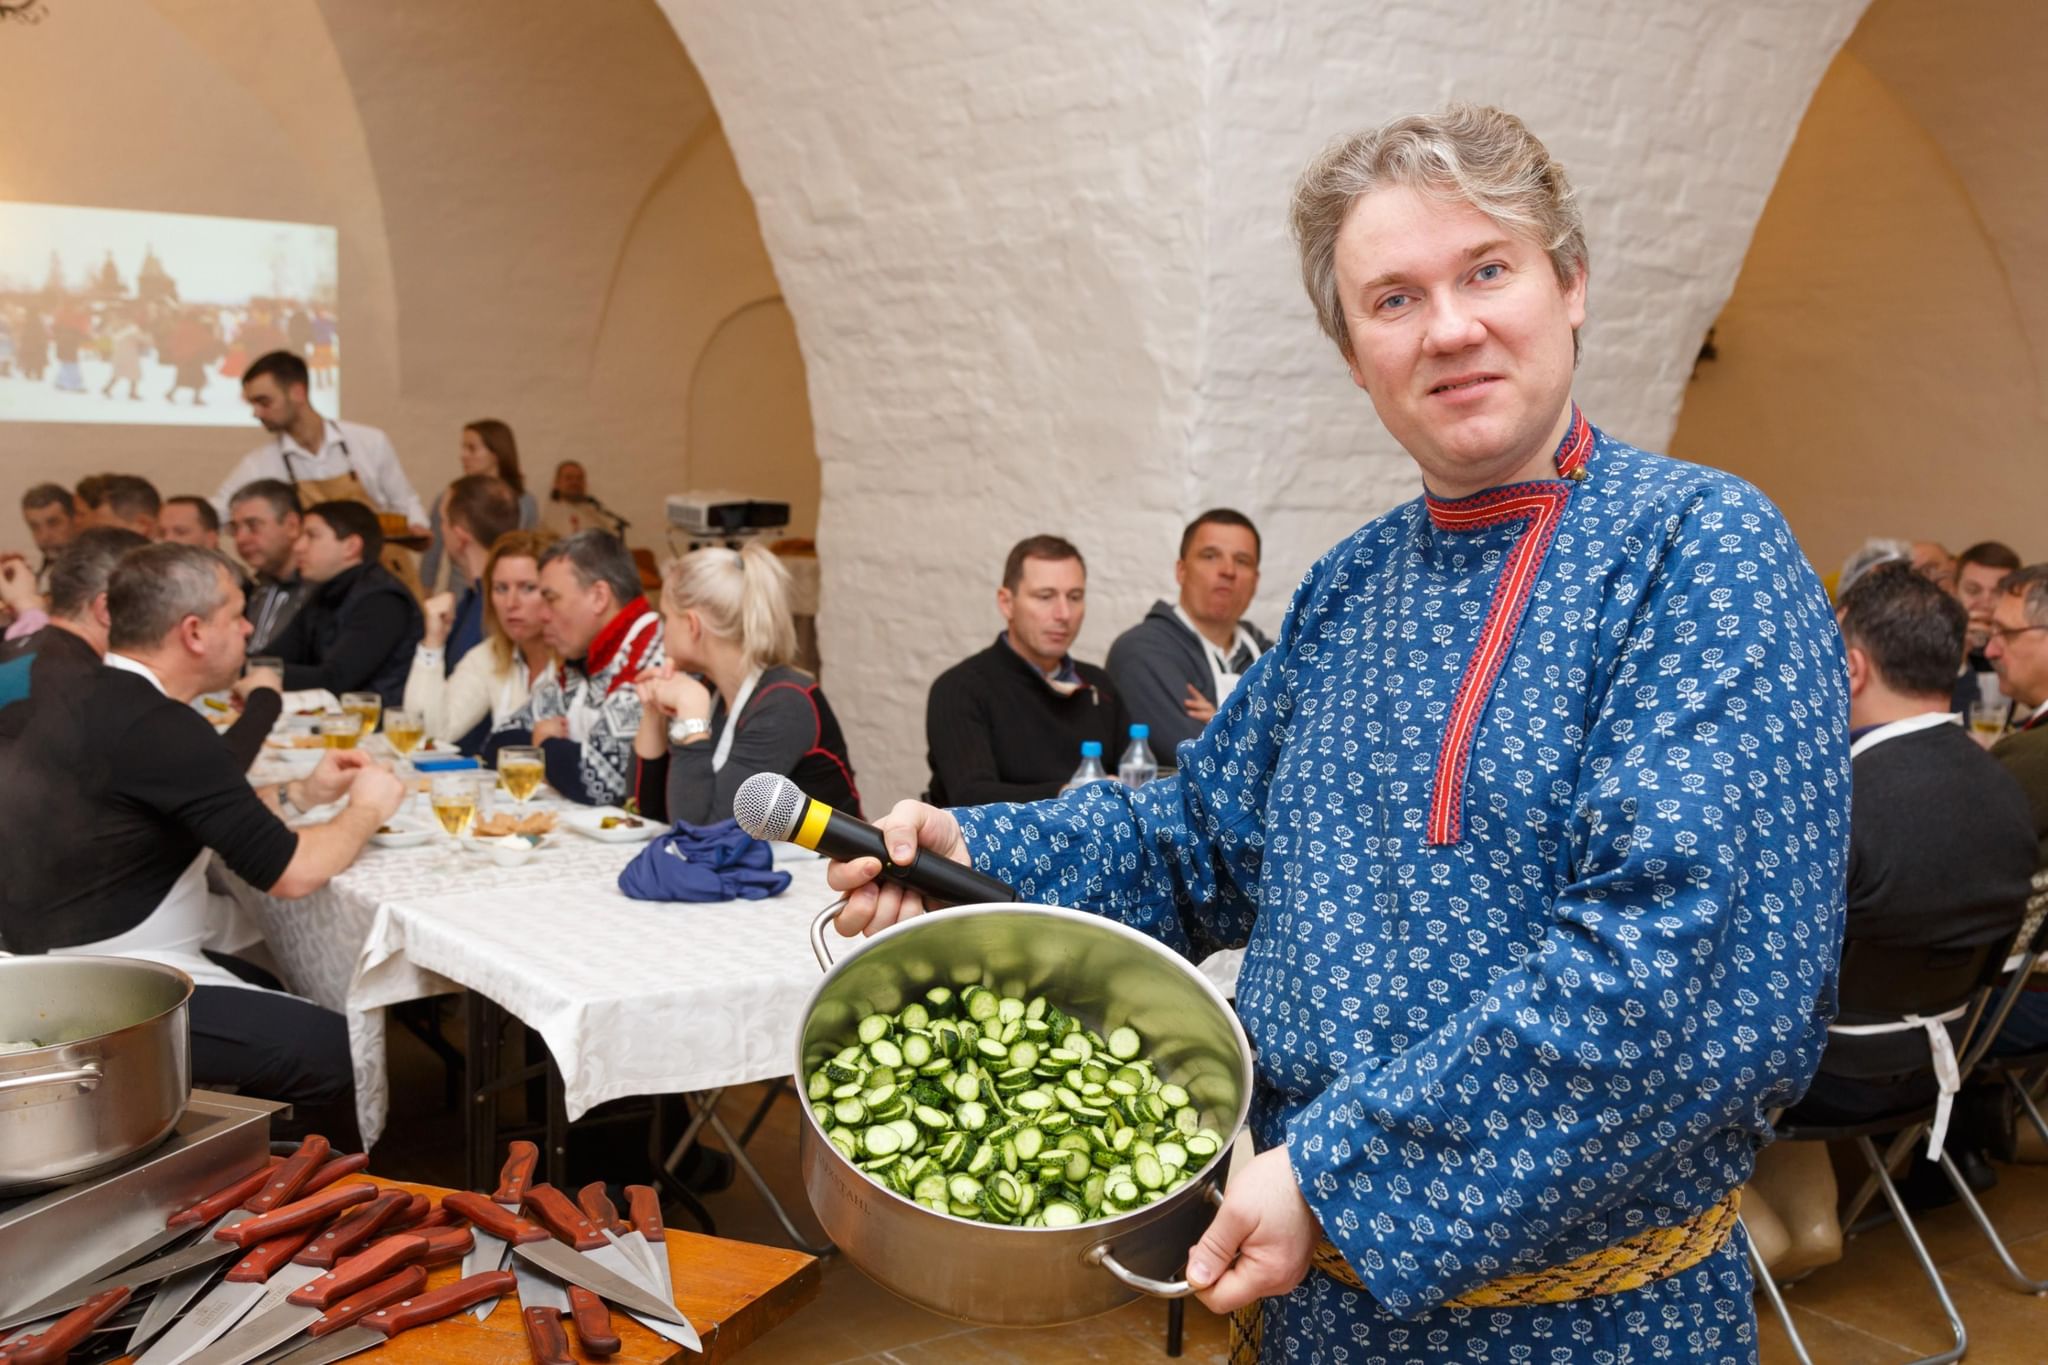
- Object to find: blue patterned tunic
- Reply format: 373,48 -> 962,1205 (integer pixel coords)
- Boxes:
952,414 -> 1849,1362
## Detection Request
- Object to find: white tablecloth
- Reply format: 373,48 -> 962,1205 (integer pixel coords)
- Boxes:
224,802 -> 848,1148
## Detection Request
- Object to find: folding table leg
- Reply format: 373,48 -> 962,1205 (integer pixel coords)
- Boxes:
463,991 -> 504,1193
1855,1135 -> 1967,1365
1938,1151 -> 2048,1293
661,1087 -> 835,1257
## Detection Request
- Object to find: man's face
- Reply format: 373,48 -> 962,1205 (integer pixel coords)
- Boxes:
554,464 -> 587,500
1986,593 -> 2048,708
243,374 -> 304,434
1909,542 -> 1955,595
195,569 -> 252,691
158,503 -> 217,549
998,555 -> 1087,669
537,557 -> 612,658
23,501 -> 74,556
293,514 -> 360,584
1955,561 -> 2009,652
1177,523 -> 1260,628
228,500 -> 301,579
1335,186 -> 1586,500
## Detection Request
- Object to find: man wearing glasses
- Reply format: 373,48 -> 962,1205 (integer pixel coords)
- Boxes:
1988,566 -> 2048,836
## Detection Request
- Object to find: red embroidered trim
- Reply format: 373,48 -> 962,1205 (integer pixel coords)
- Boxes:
1421,407 -> 1592,845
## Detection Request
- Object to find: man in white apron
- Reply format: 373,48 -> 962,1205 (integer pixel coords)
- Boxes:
0,543 -> 405,1140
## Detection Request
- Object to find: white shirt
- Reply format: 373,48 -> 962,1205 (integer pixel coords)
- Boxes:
1172,605 -> 1262,704
213,417 -> 429,527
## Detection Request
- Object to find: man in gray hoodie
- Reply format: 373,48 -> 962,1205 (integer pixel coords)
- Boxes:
1107,508 -> 1272,760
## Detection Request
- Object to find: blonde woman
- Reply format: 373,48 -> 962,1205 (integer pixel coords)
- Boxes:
632,541 -> 859,824
403,528 -> 555,749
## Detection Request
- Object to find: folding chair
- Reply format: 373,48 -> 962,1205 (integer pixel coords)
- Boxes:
1929,879 -> 2048,1294
1747,936 -> 2008,1365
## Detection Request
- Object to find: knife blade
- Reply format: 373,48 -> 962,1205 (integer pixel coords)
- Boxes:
263,1270 -> 515,1365
582,1184 -> 698,1352
511,1259 -> 571,1365
125,1153 -> 370,1354
173,1233 -> 431,1365
0,1288 -> 132,1365
442,1192 -> 689,1327
131,1219 -> 332,1365
623,1184 -> 701,1352
462,1141 -> 537,1322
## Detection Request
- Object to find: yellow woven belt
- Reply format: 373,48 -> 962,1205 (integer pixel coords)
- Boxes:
1227,1189 -> 1741,1361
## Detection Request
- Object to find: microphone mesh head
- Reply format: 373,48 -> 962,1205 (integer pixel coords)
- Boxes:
733,771 -> 806,841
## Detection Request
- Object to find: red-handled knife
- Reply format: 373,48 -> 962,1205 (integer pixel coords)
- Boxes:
459,1141 -> 537,1322
175,1235 -> 431,1365
510,1186 -> 691,1330
264,1273 -> 516,1365
620,1185 -> 698,1351
0,1288 -> 131,1365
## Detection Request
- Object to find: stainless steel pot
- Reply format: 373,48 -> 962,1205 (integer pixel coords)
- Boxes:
798,902 -> 1252,1326
0,956 -> 193,1193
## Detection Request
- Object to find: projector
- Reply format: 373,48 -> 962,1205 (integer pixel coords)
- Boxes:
664,492 -> 791,537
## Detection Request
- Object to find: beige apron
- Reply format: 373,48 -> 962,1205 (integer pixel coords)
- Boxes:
286,465 -> 425,601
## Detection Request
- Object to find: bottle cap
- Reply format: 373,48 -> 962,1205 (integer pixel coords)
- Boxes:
1130,725 -> 1148,740
1081,741 -> 1103,758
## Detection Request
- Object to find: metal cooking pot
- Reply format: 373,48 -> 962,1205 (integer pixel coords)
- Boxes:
0,956 -> 193,1193
798,902 -> 1252,1326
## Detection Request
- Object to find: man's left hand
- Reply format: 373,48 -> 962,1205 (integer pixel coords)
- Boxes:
1182,683 -> 1217,724
302,749 -> 378,806
233,668 -> 283,699
1184,1145 -> 1319,1314
531,716 -> 569,745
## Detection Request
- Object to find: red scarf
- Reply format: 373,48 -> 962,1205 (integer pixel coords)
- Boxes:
582,595 -> 658,695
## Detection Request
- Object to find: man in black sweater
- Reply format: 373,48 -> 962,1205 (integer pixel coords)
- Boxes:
0,527 -> 145,727
925,535 -> 1129,806
1747,563 -> 2037,1275
270,499 -> 423,706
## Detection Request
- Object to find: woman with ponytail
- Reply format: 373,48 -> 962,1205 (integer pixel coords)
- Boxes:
632,541 -> 860,824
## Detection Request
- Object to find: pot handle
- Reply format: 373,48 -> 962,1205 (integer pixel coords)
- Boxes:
0,1059 -> 102,1096
1084,1182 -> 1227,1300
809,897 -> 850,973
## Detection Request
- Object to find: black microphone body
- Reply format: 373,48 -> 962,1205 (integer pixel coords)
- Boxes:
811,803 -> 1015,908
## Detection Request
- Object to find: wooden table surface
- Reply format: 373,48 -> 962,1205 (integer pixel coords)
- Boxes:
341,1179 -> 818,1365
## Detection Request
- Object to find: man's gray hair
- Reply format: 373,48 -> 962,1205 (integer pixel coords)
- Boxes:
107,543 -> 238,651
49,527 -> 148,618
2001,564 -> 2048,627
539,530 -> 642,607
1838,538 -> 1910,596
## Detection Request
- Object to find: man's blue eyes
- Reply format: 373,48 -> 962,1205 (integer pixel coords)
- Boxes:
1379,266 -> 1504,311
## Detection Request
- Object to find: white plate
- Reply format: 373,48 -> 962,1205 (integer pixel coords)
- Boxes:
561,808 -> 661,843
371,824 -> 436,849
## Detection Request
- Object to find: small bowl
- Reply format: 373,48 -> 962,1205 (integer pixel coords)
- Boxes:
471,834 -> 540,867
371,825 -> 435,849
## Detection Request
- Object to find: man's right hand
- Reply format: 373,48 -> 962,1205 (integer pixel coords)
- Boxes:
0,558 -> 42,615
348,763 -> 407,823
1182,683 -> 1217,724
824,800 -> 972,936
421,592 -> 456,649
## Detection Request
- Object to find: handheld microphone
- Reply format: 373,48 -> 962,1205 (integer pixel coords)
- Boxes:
733,772 -> 1014,909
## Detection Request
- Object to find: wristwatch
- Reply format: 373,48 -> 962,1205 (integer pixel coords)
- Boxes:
276,781 -> 302,816
669,716 -> 712,745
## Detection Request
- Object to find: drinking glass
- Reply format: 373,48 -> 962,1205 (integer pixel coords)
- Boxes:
498,746 -> 546,806
245,656 -> 283,679
429,772 -> 480,844
1969,701 -> 2007,744
318,712 -> 364,749
341,691 -> 383,738
384,709 -> 426,758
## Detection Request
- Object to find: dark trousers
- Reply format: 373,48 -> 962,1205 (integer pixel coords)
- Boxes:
191,953 -> 358,1148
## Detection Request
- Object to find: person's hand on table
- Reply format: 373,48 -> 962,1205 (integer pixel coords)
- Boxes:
530,716 -> 569,745
302,748 -> 378,805
1182,684 -> 1217,724
347,762 -> 408,823
233,668 -> 283,700
1184,1145 -> 1318,1314
420,592 -> 456,649
825,799 -> 970,935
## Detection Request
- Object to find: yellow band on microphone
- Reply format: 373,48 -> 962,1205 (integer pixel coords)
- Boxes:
795,798 -> 832,850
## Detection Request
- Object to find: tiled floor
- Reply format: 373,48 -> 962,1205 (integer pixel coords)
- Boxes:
375,1016 -> 2048,1363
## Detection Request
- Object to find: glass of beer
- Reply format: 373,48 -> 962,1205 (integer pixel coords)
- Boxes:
430,772 -> 479,844
319,712 -> 364,749
1969,701 -> 2007,745
384,709 -> 426,756
498,746 -> 546,805
341,692 -> 383,738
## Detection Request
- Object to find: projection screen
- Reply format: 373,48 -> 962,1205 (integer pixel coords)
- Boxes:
0,202 -> 339,426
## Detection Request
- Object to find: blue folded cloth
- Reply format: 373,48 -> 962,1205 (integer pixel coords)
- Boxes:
617,817 -> 793,903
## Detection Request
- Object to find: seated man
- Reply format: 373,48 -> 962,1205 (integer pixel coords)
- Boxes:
1987,564 -> 2048,1055
1910,540 -> 1957,594
539,459 -> 624,539
1107,508 -> 1271,756
0,528 -> 147,717
424,473 -> 521,672
485,530 -> 661,806
925,534 -> 1129,805
78,473 -> 163,539
0,543 -> 406,1139
270,499 -> 424,706
1745,563 -> 2036,1276
1953,539 -> 2023,715
228,479 -> 311,654
159,495 -> 223,550
19,482 -> 78,592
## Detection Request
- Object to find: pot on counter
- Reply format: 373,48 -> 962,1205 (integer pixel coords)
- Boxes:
798,902 -> 1252,1327
0,956 -> 193,1193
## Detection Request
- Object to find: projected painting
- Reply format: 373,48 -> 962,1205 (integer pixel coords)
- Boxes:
0,203 -> 339,426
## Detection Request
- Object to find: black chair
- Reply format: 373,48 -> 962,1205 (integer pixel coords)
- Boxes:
1746,936 -> 2009,1365
1926,880 -> 2048,1295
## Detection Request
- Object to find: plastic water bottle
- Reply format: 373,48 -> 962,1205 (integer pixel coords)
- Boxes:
1117,724 -> 1158,788
1059,740 -> 1107,796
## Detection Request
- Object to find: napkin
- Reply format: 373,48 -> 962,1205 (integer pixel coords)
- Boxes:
617,818 -> 793,902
